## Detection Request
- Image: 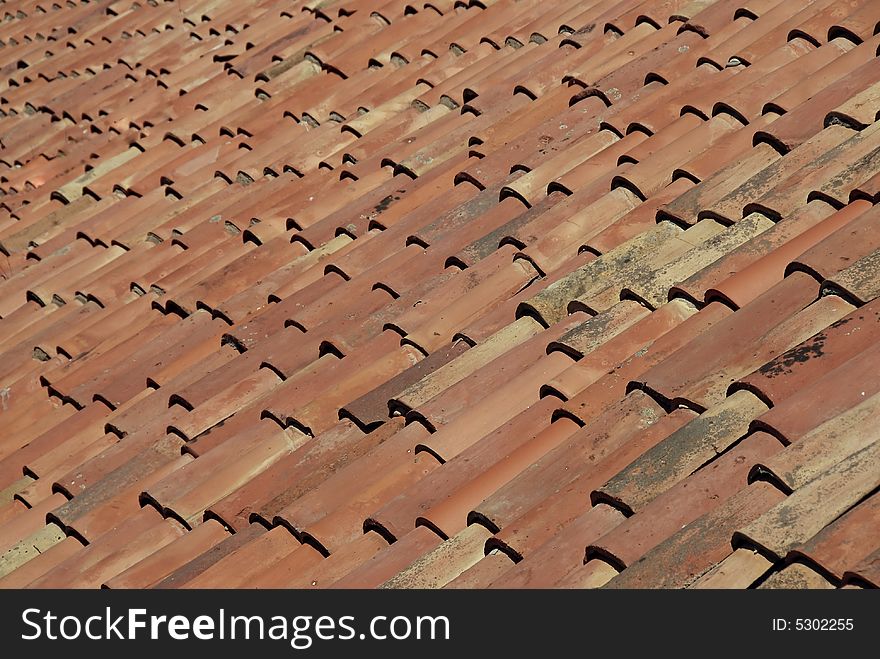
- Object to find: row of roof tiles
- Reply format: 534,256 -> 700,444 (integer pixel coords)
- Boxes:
0,0 -> 878,589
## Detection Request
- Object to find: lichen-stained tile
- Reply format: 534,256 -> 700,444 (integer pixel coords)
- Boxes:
585,181 -> 691,255
733,298 -> 880,407
623,215 -> 774,310
1,0 -> 878,590
546,299 -> 696,399
754,37 -> 880,149
54,450 -> 194,545
827,82 -> 880,134
449,263 -> 551,342
757,564 -> 836,590
441,549 -> 516,588
524,220 -> 714,320
390,316 -> 543,414
586,431 -> 783,575
790,202 -> 880,280
332,526 -> 444,589
824,246 -> 880,305
381,524 -> 494,589
784,492 -> 879,584
0,488 -> 66,555
699,200 -> 869,309
559,301 -> 733,418
0,535 -> 84,589
605,480 -> 786,588
592,390 -> 768,513
699,124 -> 854,224
549,299 -> 651,359
751,390 -> 880,495
748,122 -> 880,220
733,440 -> 880,562
752,341 -> 880,445
639,274 -> 857,410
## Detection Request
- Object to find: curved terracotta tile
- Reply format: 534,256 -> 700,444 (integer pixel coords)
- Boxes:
733,297 -> 880,406
786,491 -> 880,583
587,430 -> 782,570
750,389 -> 880,493
789,201 -> 880,280
733,439 -> 880,561
444,551 -> 517,588
752,340 -> 880,444
606,481 -> 786,588
486,407 -> 697,560
1,0 -> 878,591
705,200 -> 870,309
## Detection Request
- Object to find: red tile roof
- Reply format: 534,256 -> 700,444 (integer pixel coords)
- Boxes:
0,0 -> 879,589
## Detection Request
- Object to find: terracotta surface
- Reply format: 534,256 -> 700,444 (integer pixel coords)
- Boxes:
0,0 -> 877,590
